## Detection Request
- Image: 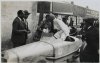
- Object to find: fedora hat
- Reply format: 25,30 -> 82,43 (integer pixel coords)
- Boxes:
24,10 -> 30,15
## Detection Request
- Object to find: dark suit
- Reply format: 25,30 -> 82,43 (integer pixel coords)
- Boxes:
11,17 -> 28,47
80,26 -> 99,62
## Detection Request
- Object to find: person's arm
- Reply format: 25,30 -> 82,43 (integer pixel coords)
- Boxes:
54,30 -> 63,39
54,18 -> 70,37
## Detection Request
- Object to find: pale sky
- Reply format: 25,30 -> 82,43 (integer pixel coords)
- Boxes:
1,0 -> 100,11
66,0 -> 100,11
65,0 -> 100,20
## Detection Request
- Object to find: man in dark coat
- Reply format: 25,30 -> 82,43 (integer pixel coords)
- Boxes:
23,10 -> 31,40
11,10 -> 29,47
80,18 -> 99,62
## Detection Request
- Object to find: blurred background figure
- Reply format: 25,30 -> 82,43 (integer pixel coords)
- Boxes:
69,18 -> 74,27
62,15 -> 69,25
69,18 -> 77,36
80,20 -> 86,41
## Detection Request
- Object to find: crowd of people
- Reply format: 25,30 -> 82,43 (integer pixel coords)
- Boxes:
11,10 -> 99,62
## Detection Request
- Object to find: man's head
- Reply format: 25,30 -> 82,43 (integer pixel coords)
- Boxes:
45,14 -> 55,21
83,18 -> 95,26
62,15 -> 70,25
23,10 -> 30,19
62,17 -> 67,24
17,10 -> 24,19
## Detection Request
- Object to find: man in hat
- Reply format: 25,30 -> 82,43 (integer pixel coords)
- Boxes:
11,10 -> 28,47
23,10 -> 31,42
80,18 -> 99,62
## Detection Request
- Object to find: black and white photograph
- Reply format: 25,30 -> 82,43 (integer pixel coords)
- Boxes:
1,0 -> 99,63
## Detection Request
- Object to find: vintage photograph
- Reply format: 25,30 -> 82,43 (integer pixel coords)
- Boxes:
1,0 -> 99,63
